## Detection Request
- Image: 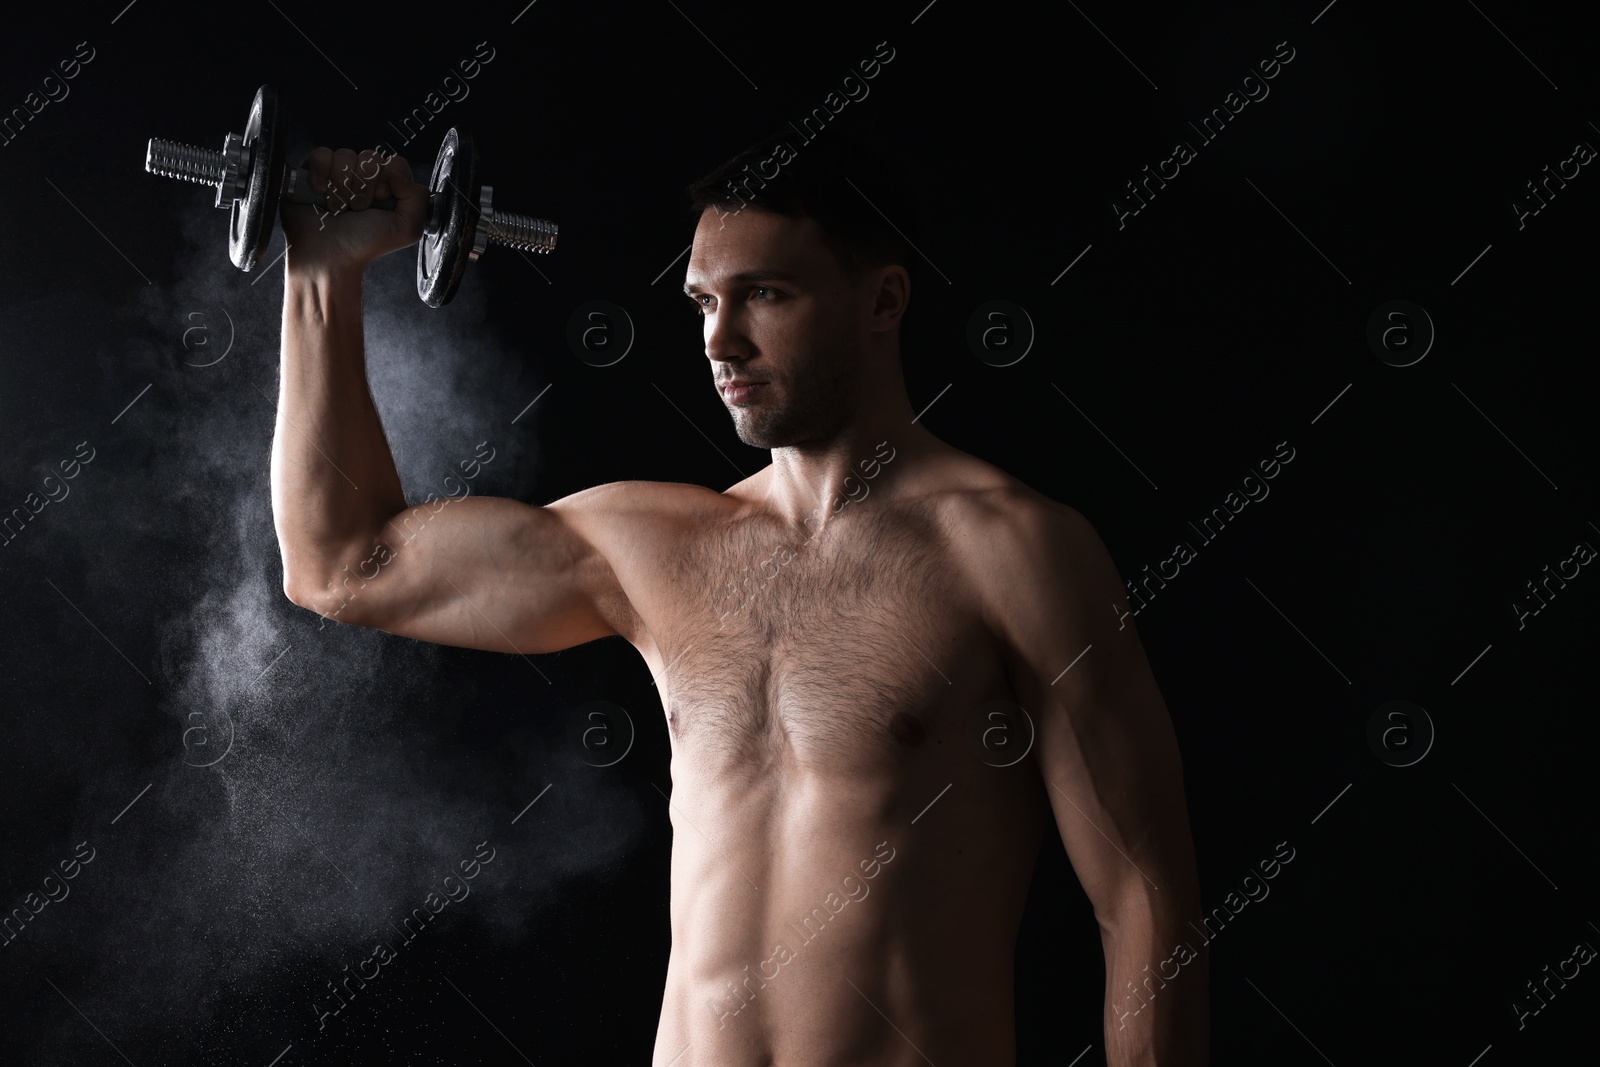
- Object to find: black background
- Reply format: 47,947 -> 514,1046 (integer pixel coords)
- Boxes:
1,1 -> 1597,1064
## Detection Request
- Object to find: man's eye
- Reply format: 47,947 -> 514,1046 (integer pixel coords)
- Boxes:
691,295 -> 713,315
753,286 -> 776,300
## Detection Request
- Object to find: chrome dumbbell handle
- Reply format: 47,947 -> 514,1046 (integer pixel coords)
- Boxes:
472,187 -> 559,255
145,139 -> 228,185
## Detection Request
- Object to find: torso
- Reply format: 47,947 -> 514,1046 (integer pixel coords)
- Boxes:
610,452 -> 1053,1066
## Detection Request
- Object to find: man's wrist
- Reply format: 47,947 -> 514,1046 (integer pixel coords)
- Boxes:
284,257 -> 363,322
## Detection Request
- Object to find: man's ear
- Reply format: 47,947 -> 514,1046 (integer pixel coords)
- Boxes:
869,265 -> 910,331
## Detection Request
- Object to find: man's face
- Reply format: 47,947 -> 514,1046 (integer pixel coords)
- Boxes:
684,207 -> 868,449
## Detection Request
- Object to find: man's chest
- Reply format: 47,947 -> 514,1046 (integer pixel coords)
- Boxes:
642,505 -> 1013,771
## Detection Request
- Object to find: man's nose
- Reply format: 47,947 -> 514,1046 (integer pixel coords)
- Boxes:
705,307 -> 749,363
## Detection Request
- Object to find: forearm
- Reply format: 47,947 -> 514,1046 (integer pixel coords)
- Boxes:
1101,901 -> 1210,1066
273,263 -> 408,602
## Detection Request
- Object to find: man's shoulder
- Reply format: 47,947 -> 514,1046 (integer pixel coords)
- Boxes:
543,479 -> 731,559
549,478 -> 728,520
929,461 -> 1110,627
930,458 -> 1094,556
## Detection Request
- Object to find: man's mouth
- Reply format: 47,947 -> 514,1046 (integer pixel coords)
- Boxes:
721,379 -> 767,403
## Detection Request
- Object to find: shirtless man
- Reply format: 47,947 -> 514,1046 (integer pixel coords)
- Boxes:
273,134 -> 1208,1066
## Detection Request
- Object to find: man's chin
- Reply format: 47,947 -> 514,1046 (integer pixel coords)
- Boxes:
735,430 -> 778,449
732,420 -> 786,450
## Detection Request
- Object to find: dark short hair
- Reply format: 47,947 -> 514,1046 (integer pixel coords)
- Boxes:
686,129 -> 922,284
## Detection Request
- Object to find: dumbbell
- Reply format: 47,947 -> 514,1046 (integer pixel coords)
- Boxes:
144,84 -> 558,307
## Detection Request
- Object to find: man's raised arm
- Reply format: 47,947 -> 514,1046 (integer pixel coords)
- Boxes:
975,493 -> 1209,1066
272,146 -> 627,655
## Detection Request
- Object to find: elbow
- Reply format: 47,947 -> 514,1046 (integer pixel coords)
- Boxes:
282,572 -> 321,613
284,566 -> 381,627
1093,881 -> 1185,944
280,564 -> 301,606
282,570 -> 336,617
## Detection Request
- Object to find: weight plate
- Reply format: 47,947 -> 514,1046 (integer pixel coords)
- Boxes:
417,127 -> 481,308
228,85 -> 287,271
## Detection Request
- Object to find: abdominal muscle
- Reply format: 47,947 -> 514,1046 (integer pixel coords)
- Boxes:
651,737 -> 1050,1067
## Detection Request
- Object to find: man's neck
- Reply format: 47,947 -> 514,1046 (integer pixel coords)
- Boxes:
762,413 -> 941,535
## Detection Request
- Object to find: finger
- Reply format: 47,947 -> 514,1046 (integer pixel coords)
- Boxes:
330,148 -> 361,212
375,152 -> 424,207
301,147 -> 333,196
347,148 -> 385,210
374,149 -> 414,187
377,152 -> 430,236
